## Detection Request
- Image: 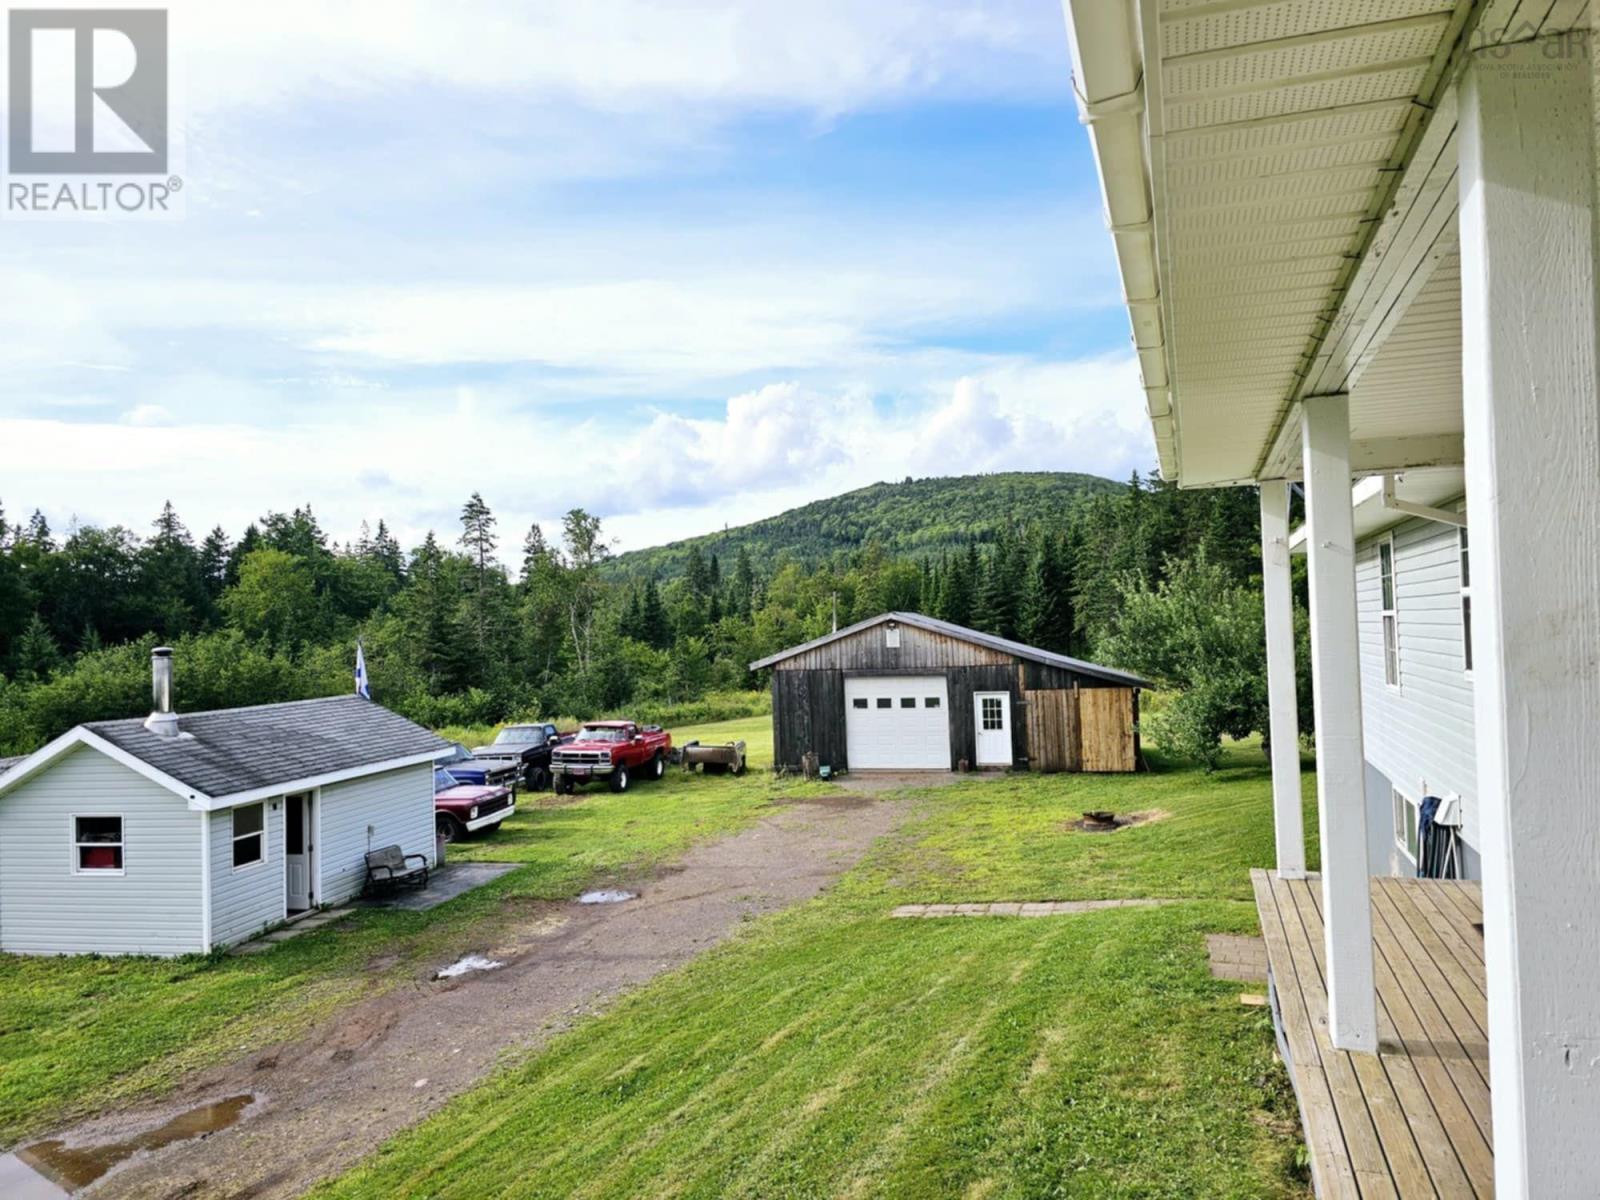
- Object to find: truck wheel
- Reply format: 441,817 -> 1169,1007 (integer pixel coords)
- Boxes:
650,752 -> 665,781
610,764 -> 631,793
528,766 -> 551,792
554,776 -> 575,796
435,814 -> 464,844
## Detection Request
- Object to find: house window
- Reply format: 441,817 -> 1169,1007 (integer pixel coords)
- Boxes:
981,696 -> 1004,731
1392,788 -> 1419,863
900,697 -> 916,708
1459,525 -> 1473,673
925,696 -> 942,709
232,803 -> 265,869
1379,537 -> 1399,688
74,816 -> 123,873
852,698 -> 868,709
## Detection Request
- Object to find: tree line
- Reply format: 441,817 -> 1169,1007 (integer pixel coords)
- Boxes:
0,474 -> 1302,764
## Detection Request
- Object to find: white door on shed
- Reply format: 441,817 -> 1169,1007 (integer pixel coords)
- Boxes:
844,676 -> 950,770
974,692 -> 1012,766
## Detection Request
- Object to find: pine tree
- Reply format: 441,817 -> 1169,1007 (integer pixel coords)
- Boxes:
977,527 -> 1022,639
15,613 -> 61,680
199,526 -> 231,599
372,520 -> 405,582
730,546 -> 756,618
458,493 -> 499,653
26,509 -> 52,549
640,577 -> 670,650
1020,534 -> 1072,654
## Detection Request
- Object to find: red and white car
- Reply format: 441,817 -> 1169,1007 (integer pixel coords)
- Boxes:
433,768 -> 516,842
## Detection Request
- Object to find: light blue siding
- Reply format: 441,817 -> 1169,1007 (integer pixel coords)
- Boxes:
318,764 -> 435,905
208,800 -> 285,948
1356,513 -> 1479,875
0,745 -> 204,955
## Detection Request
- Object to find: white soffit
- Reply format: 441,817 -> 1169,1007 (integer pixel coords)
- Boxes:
1066,0 -> 1591,489
1289,465 -> 1466,550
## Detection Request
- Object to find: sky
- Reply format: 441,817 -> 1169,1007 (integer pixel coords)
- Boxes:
0,0 -> 1150,557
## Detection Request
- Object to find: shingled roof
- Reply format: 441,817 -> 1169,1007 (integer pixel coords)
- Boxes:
0,695 -> 450,807
750,611 -> 1152,689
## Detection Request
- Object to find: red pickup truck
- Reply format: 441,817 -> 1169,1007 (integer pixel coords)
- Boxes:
550,721 -> 672,794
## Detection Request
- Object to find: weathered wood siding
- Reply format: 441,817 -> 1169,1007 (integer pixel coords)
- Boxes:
1024,687 -> 1081,772
772,670 -> 848,772
1078,687 -> 1138,773
772,623 -> 1012,672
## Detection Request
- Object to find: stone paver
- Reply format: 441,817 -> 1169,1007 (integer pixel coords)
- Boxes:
890,898 -> 1179,919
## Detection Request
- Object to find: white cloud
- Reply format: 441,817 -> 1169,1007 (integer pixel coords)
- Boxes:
0,353 -> 1152,553
122,403 -> 176,426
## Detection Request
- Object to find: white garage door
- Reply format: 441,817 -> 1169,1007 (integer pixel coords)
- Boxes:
844,676 -> 951,770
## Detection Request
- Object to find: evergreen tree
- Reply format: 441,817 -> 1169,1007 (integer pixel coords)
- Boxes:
458,492 -> 500,655
729,546 -> 757,618
26,509 -> 52,550
1020,534 -> 1072,654
371,520 -> 405,582
639,578 -> 671,650
199,526 -> 231,601
15,613 -> 61,680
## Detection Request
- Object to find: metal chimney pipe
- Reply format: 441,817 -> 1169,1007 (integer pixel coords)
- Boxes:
145,646 -> 179,737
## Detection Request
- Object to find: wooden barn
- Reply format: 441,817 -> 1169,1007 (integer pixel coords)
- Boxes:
751,612 -> 1149,775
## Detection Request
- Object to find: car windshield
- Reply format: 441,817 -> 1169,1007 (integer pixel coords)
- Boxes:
434,769 -> 460,790
578,726 -> 630,743
494,726 -> 543,745
443,743 -> 472,764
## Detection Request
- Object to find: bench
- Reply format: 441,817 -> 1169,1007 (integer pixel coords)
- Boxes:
364,844 -> 430,895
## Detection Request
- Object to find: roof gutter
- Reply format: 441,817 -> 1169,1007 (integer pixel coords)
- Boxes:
1062,0 -> 1174,478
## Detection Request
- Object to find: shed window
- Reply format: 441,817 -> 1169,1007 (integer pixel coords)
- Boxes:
74,816 -> 123,872
900,697 -> 916,708
1392,788 -> 1419,863
1379,537 -> 1399,688
852,698 -> 868,709
232,803 -> 265,869
876,698 -> 892,709
925,696 -> 942,709
1459,525 -> 1473,673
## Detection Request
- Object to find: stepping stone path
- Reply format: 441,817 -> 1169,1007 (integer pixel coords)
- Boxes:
890,898 -> 1174,918
1205,933 -> 1268,981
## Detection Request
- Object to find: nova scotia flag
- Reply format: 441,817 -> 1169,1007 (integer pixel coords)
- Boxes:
355,640 -> 371,700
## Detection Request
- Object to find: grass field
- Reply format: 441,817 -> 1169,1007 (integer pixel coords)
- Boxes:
0,714 -> 806,1145
314,741 -> 1318,1200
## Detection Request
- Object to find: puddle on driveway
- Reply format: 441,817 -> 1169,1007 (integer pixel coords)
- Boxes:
434,954 -> 504,980
578,889 -> 637,905
9,1094 -> 254,1192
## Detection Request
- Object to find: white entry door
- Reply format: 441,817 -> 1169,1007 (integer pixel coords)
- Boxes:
844,676 -> 951,770
974,692 -> 1012,766
285,793 -> 312,912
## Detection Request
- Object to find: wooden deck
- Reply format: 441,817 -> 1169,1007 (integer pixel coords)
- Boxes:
1251,870 -> 1491,1199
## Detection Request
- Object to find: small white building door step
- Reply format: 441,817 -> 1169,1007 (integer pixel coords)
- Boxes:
973,692 -> 1012,766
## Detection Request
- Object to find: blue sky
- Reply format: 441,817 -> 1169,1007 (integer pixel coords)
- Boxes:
0,0 -> 1150,554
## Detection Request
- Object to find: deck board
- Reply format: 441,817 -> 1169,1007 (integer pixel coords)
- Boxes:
1252,870 -> 1493,1198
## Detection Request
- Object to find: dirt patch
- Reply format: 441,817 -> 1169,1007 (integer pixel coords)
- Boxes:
1065,809 -> 1169,834
832,771 -> 975,796
35,795 -> 907,1200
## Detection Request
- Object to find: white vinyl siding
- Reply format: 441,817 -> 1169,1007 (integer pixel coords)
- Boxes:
0,744 -> 204,955
209,800 -> 285,948
1356,515 -> 1480,861
318,764 -> 435,905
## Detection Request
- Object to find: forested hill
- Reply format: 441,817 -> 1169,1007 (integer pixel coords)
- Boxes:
608,472 -> 1125,580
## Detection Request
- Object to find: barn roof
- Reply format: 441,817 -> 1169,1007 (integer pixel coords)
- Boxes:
750,612 -> 1152,689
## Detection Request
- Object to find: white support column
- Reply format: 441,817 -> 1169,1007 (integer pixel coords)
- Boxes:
1460,37 -> 1600,1198
1300,393 -> 1377,1054
1259,480 -> 1305,879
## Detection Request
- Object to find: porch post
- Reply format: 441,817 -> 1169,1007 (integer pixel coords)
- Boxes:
1300,393 -> 1377,1053
1459,38 -> 1600,1196
1259,480 -> 1305,879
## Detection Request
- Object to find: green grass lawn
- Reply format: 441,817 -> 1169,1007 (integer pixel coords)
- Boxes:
0,713 -> 806,1145
313,742 -> 1318,1200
